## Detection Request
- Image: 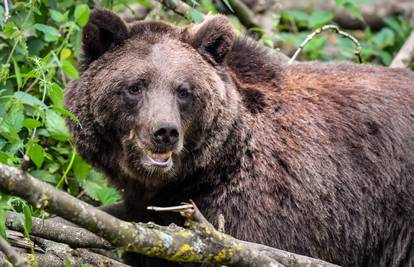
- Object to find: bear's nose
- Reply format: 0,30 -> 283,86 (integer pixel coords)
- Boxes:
152,124 -> 179,147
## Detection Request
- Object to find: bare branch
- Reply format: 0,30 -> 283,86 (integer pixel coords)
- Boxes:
390,31 -> 414,68
289,24 -> 362,64
3,0 -> 10,22
0,234 -> 29,267
0,163 -> 339,267
147,203 -> 194,212
158,0 -> 201,19
157,0 -> 265,39
226,0 -> 261,30
6,212 -> 111,249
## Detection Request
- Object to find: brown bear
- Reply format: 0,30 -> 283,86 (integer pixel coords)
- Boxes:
64,9 -> 414,267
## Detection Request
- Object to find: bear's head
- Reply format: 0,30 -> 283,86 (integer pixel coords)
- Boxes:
65,9 -> 245,188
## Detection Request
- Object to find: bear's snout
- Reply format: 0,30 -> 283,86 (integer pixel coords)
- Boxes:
151,123 -> 180,149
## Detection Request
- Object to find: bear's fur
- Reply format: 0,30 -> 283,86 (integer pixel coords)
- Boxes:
65,9 -> 414,267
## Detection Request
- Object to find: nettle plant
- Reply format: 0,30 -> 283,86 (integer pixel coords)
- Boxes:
0,0 -> 122,236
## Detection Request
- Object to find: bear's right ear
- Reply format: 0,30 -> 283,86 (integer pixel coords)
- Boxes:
82,9 -> 129,67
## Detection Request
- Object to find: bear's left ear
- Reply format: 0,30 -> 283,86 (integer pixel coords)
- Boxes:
185,15 -> 235,64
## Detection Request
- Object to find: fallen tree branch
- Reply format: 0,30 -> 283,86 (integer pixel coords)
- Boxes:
390,31 -> 414,68
0,163 -> 339,267
157,0 -> 266,39
30,237 -> 127,267
6,211 -> 111,249
226,0 -> 261,30
158,0 -> 201,19
289,24 -> 362,64
0,233 -> 29,267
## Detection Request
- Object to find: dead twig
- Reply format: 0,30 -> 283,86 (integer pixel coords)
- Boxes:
3,0 -> 10,22
288,24 -> 362,64
390,31 -> 414,68
0,234 -> 29,267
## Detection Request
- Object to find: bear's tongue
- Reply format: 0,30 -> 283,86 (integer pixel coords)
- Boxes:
147,150 -> 172,165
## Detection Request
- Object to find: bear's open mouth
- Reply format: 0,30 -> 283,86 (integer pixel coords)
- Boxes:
146,149 -> 173,167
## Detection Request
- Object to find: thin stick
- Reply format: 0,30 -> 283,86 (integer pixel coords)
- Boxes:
0,235 -> 29,267
3,0 -> 10,22
147,204 -> 194,212
390,31 -> 414,68
289,24 -> 362,64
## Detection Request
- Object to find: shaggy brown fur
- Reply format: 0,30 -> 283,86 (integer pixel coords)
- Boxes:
65,9 -> 414,267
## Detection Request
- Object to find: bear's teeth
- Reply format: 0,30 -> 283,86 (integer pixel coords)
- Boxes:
147,150 -> 172,161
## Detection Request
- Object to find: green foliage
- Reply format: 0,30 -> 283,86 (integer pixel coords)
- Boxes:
276,2 -> 412,64
0,0 -> 121,225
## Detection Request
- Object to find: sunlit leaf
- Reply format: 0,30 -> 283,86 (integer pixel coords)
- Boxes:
14,91 -> 47,109
74,4 -> 91,27
50,10 -> 69,23
48,83 -> 64,109
27,143 -> 44,168
61,59 -> 79,80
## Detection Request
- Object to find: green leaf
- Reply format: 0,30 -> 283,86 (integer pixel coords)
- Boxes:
285,11 -> 309,22
223,0 -> 234,12
52,105 -> 80,124
34,24 -> 61,42
384,18 -> 406,39
372,28 -> 395,49
96,187 -> 121,205
74,4 -> 91,27
12,59 -> 22,89
30,170 -> 58,184
48,83 -> 64,109
308,11 -> 334,28
65,258 -> 73,267
73,154 -> 90,182
23,204 -> 32,237
60,48 -> 72,60
0,107 -> 24,140
378,51 -> 392,65
23,119 -> 42,129
61,59 -> 79,80
27,143 -> 44,168
189,9 -> 204,23
82,170 -> 108,200
343,2 -> 364,22
50,10 -> 69,23
45,109 -> 70,141
14,91 -> 47,109
0,209 -> 7,239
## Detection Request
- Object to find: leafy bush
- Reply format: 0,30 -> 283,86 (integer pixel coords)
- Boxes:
0,1 -> 122,237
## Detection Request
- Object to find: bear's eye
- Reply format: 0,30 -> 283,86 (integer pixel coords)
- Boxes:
177,82 -> 192,99
127,81 -> 144,96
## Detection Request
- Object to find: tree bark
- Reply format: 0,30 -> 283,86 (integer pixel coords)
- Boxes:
0,163 -> 340,266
